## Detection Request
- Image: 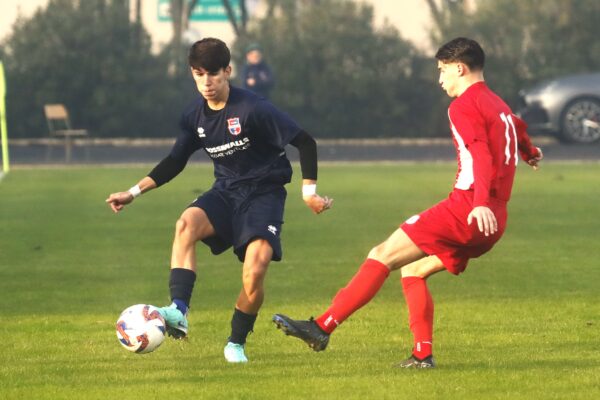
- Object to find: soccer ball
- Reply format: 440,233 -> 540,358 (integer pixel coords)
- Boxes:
115,304 -> 166,354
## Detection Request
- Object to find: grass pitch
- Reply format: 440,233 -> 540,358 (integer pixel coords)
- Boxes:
0,162 -> 598,399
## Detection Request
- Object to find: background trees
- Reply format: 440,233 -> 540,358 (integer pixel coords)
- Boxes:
427,0 -> 600,107
1,0 -> 598,139
1,0 -> 188,138
231,0 -> 442,137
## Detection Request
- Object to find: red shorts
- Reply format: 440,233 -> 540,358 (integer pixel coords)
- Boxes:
400,190 -> 508,275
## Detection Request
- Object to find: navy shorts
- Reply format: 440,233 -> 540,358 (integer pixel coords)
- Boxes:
190,184 -> 287,262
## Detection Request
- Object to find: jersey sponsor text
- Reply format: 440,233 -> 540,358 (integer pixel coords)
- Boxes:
205,137 -> 250,158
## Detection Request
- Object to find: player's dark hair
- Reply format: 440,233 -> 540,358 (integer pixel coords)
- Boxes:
435,37 -> 485,71
188,38 -> 231,72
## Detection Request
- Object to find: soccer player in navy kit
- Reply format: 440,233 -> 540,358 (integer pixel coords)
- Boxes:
106,38 -> 332,363
273,37 -> 543,368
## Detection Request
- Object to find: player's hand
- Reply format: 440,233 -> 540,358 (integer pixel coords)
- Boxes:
467,206 -> 497,236
527,147 -> 543,170
105,191 -> 134,213
303,194 -> 333,214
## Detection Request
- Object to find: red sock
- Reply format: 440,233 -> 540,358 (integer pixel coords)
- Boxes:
315,259 -> 390,334
401,276 -> 434,359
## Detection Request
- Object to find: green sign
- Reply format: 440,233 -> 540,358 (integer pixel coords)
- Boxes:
158,0 -> 241,22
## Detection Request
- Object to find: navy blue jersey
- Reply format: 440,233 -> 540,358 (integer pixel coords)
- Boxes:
171,86 -> 301,189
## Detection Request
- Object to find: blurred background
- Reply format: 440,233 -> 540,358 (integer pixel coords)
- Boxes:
1,0 -> 599,165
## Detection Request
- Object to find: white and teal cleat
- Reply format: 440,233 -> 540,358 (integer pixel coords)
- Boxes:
224,342 -> 248,363
157,303 -> 188,339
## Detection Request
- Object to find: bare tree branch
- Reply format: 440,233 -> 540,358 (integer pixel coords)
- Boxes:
239,0 -> 248,31
222,0 -> 240,36
425,0 -> 443,27
266,0 -> 277,18
188,0 -> 200,21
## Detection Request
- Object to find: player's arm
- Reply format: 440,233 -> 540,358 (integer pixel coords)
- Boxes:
105,133 -> 197,213
512,115 -> 543,170
289,130 -> 333,214
105,176 -> 158,213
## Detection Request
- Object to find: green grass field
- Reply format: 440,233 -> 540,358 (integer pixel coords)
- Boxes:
0,162 -> 598,399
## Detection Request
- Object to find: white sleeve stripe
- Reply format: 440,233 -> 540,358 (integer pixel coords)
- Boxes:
448,110 -> 474,190
507,114 -> 519,166
500,113 -> 511,165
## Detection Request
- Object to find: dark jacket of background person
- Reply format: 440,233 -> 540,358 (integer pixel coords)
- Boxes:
242,60 -> 274,99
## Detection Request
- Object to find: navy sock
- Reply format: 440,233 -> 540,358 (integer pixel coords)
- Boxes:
169,268 -> 196,312
172,298 -> 189,315
228,308 -> 257,345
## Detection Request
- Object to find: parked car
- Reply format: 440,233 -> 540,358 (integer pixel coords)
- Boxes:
517,72 -> 600,143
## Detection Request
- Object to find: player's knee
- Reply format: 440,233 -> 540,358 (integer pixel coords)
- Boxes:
242,259 -> 269,284
402,257 -> 444,278
243,267 -> 265,285
367,242 -> 392,263
243,254 -> 269,277
367,244 -> 381,259
175,217 -> 188,235
174,217 -> 199,244
242,266 -> 267,295
245,239 -> 273,265
401,262 -> 421,277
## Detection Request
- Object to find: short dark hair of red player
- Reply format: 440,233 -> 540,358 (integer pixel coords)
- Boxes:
435,37 -> 485,71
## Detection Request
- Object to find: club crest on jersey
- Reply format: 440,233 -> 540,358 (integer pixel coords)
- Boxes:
227,117 -> 242,136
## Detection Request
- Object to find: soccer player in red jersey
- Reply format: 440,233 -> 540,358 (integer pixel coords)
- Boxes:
272,37 -> 543,368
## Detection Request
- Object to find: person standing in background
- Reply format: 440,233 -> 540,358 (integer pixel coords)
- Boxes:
242,43 -> 274,99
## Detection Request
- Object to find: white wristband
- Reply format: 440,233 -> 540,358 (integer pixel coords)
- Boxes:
302,184 -> 316,197
128,184 -> 142,198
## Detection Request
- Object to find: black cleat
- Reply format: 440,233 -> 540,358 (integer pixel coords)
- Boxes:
395,355 -> 436,369
272,314 -> 330,352
165,326 -> 187,340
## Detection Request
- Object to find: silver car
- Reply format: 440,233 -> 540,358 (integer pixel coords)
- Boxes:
517,72 -> 600,143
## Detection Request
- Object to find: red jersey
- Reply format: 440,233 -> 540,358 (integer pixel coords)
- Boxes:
401,82 -> 539,274
447,82 -> 538,207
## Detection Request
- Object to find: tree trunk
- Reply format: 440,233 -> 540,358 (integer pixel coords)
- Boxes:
223,0 -> 240,36
425,0 -> 443,28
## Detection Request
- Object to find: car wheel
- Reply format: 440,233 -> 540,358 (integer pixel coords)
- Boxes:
560,97 -> 600,143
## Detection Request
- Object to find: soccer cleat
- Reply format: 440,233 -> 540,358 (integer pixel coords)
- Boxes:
224,342 -> 248,363
395,355 -> 436,369
157,303 -> 188,339
272,314 -> 330,352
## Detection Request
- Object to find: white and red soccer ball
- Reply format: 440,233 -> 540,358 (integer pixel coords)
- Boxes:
116,304 -> 166,354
